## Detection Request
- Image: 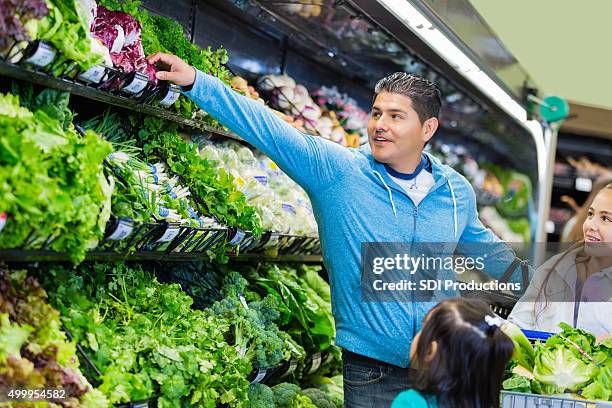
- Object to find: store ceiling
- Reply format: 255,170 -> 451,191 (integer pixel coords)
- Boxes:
467,0 -> 612,138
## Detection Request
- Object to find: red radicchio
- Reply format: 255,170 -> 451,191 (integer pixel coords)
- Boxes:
91,6 -> 156,82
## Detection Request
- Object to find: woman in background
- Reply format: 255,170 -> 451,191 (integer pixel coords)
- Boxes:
509,183 -> 612,339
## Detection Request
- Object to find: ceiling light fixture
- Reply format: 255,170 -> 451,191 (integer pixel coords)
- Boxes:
377,0 -> 527,123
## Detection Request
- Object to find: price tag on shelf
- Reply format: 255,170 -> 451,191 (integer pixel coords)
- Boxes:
159,86 -> 181,107
228,229 -> 245,246
24,42 -> 56,67
264,233 -> 280,249
156,224 -> 180,243
281,360 -> 298,378
251,368 -> 267,384
0,212 -> 7,233
78,65 -> 106,83
123,75 -> 148,94
107,218 -> 134,241
308,353 -> 322,374
575,177 -> 593,192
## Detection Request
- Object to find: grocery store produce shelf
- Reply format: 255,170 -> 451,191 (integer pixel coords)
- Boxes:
0,59 -> 242,142
0,250 -> 323,264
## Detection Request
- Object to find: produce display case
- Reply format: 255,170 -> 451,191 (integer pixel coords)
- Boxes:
501,391 -> 612,408
0,0 -> 566,406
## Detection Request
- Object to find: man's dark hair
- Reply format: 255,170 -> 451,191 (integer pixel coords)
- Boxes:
373,72 -> 442,124
410,298 -> 514,408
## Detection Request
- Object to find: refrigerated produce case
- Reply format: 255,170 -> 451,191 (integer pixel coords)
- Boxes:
0,0 -> 556,406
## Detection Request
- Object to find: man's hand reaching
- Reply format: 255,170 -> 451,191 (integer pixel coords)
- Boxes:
146,52 -> 196,87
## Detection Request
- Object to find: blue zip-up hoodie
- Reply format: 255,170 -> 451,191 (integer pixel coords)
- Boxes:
184,70 -> 523,367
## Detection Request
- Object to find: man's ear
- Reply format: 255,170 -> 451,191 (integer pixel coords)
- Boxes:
422,117 -> 439,143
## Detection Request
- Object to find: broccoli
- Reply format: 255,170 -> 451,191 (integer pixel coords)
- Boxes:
292,394 -> 317,408
210,274 -> 287,367
300,389 -> 336,408
271,383 -> 301,407
247,383 -> 275,408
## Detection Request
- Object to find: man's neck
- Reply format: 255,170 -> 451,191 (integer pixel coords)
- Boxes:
387,152 -> 424,174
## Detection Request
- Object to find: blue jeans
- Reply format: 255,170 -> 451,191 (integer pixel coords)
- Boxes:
342,349 -> 413,408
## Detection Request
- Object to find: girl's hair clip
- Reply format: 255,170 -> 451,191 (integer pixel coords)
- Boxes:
484,315 -> 505,328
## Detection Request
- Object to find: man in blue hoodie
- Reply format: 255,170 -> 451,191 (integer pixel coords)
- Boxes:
148,52 -> 525,406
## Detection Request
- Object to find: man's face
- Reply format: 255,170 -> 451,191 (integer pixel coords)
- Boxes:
367,92 -> 436,167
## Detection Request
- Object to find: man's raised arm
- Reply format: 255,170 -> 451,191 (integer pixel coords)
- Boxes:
148,52 -> 354,193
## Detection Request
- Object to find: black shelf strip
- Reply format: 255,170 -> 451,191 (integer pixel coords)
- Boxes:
0,250 -> 323,264
0,60 -> 243,142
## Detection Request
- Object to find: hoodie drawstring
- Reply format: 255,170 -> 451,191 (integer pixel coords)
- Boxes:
446,177 -> 458,239
373,170 -> 397,219
374,159 -> 458,239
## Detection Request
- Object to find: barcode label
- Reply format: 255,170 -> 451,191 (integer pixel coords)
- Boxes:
107,218 -> 134,241
229,229 -> 245,246
24,43 -> 56,67
78,65 -> 106,83
123,76 -> 148,94
157,224 -> 180,243
159,87 -> 180,106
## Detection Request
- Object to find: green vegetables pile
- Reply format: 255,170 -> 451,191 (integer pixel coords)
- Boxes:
136,116 -> 262,235
244,265 -> 337,358
209,272 -> 304,368
502,322 -> 612,401
0,267 -> 109,407
97,0 -> 231,122
1,262 -> 341,407
33,0 -> 107,71
40,263 -> 253,407
247,380 -> 342,408
0,89 -> 112,263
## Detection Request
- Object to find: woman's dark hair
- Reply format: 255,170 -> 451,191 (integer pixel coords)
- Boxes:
410,298 -> 514,408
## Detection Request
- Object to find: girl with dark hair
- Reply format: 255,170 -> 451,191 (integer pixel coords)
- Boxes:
392,298 -> 514,408
509,183 -> 612,339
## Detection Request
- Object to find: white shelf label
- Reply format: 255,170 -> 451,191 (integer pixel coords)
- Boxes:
308,353 -> 322,374
24,43 -> 56,67
575,177 -> 592,192
159,87 -> 180,106
107,218 -> 134,241
0,212 -> 7,233
229,229 -> 245,246
157,224 -> 180,243
78,65 -> 106,83
281,360 -> 298,378
264,233 -> 280,248
123,75 -> 148,94
251,368 -> 267,384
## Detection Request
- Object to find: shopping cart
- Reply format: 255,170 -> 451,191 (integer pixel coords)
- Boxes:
501,391 -> 612,408
501,330 -> 611,408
